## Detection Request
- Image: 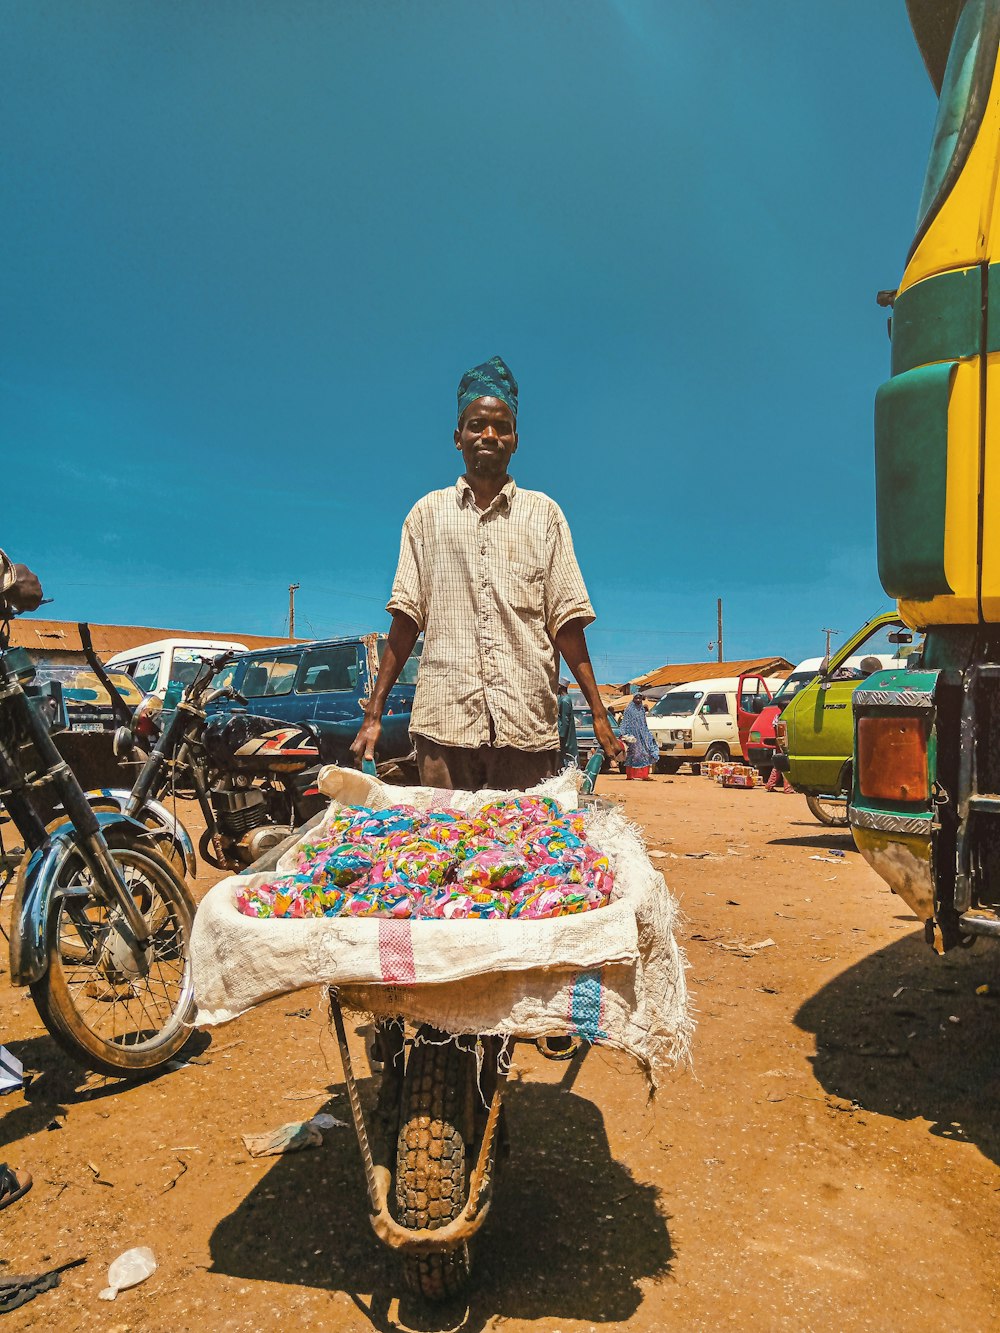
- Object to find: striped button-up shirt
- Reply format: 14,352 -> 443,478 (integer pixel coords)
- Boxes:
388,477 -> 595,751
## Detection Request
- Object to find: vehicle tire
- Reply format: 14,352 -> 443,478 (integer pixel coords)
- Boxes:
806,794 -> 850,827
396,1029 -> 476,1301
29,843 -> 196,1078
657,759 -> 682,775
62,800 -> 189,878
704,744 -> 730,764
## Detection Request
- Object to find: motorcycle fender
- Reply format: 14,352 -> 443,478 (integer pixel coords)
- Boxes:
83,788 -> 197,878
8,812 -> 151,986
9,829 -> 79,986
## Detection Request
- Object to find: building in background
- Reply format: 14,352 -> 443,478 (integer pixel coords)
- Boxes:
9,619 -> 304,671
607,656 -> 794,713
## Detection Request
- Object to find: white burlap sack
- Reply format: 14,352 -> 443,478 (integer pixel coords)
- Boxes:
191,768 -> 691,1088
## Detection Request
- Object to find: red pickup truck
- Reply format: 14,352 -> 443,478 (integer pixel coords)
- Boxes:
744,658 -> 825,773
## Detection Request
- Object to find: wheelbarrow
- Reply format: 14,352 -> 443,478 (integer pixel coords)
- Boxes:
324,753 -> 603,1300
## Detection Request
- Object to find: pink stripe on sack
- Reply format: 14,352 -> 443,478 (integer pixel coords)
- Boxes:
378,919 -> 416,985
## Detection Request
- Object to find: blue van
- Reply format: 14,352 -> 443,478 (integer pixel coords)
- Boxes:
206,632 -> 422,769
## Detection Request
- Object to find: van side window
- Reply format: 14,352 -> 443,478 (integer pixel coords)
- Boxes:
296,644 -> 361,693
209,663 -> 238,692
241,654 -> 300,698
132,655 -> 162,694
702,693 -> 729,716
739,680 -> 765,712
378,635 -> 423,686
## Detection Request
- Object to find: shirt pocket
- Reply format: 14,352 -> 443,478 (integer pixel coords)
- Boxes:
504,560 -> 544,615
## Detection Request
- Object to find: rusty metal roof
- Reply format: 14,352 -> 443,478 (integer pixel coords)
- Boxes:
9,618 -> 307,657
628,656 -> 794,690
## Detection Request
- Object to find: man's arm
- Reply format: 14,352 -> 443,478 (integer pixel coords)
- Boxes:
350,611 -> 420,765
554,618 -> 624,761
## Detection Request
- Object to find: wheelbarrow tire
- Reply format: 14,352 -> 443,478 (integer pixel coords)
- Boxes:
396,1030 -> 474,1301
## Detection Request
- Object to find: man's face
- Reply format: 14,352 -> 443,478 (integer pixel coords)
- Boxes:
455,397 -> 518,478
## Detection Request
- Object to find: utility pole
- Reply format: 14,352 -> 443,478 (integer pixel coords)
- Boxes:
288,583 -> 300,637
821,627 -> 840,659
716,598 -> 724,664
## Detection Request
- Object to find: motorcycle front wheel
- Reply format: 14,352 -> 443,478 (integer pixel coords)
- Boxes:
805,794 -> 850,828
29,844 -> 196,1077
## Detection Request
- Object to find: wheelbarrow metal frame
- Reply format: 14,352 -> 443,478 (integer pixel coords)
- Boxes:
327,988 -> 507,1254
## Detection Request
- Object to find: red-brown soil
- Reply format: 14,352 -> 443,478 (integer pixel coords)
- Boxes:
1,772 -> 998,1330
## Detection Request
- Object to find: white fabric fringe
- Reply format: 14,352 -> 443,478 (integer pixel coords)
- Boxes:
190,767 -> 692,1090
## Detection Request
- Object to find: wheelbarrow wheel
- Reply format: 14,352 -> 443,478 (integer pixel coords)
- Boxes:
395,1029 -> 475,1301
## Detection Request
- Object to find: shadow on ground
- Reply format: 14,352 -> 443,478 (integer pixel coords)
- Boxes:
767,826 -> 856,853
209,1076 -> 672,1332
795,930 -> 1000,1162
0,1029 -> 213,1150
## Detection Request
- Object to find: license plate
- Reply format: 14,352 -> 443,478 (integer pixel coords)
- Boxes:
73,723 -> 104,732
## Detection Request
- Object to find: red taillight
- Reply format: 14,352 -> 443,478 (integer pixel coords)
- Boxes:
857,715 -> 929,802
774,720 -> 788,751
133,695 -> 162,739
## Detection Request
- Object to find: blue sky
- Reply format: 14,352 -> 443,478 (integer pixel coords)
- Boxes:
3,1 -> 935,682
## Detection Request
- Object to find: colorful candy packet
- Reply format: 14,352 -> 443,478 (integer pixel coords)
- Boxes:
237,793 -> 615,922
456,848 -> 530,891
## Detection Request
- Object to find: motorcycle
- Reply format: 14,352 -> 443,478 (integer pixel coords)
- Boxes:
100,651 -> 328,873
0,611 -> 196,1077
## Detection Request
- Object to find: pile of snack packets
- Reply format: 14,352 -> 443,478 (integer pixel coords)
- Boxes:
235,795 -> 614,922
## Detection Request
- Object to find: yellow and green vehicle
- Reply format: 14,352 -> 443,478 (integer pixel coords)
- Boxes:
851,0 -> 1000,949
774,612 -> 921,824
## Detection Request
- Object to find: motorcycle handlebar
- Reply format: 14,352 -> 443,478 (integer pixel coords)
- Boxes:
181,650 -> 241,705
201,684 -> 247,707
203,650 -> 239,671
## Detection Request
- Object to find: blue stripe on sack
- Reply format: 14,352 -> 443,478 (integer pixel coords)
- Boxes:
570,968 -> 606,1041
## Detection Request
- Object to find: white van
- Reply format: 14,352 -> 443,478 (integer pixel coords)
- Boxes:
646,674 -> 786,772
104,638 -> 250,701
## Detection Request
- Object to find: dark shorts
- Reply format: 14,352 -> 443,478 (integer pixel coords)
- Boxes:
414,735 -> 559,792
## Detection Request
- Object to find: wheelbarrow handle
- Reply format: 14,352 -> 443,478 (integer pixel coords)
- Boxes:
580,751 -> 603,794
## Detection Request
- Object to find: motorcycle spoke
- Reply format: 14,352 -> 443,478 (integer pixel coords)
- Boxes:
48,854 -> 191,1052
151,956 -> 183,993
127,984 -> 163,1038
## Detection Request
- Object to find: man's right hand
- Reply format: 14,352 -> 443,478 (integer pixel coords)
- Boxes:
594,710 -> 625,764
350,714 -> 382,768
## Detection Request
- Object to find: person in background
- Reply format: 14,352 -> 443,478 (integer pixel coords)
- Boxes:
0,549 -> 42,1216
557,679 -> 579,769
351,355 -> 624,787
620,692 -> 659,780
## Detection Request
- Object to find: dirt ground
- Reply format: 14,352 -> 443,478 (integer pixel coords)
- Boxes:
2,770 -> 999,1332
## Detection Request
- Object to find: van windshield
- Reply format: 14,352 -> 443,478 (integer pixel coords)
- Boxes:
651,691 -> 703,717
169,649 -> 210,692
771,670 -> 819,705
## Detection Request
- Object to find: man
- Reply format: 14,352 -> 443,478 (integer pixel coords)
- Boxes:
352,355 -> 622,788
557,680 -> 579,769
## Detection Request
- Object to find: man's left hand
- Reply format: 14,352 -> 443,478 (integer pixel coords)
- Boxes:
594,710 -> 625,763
